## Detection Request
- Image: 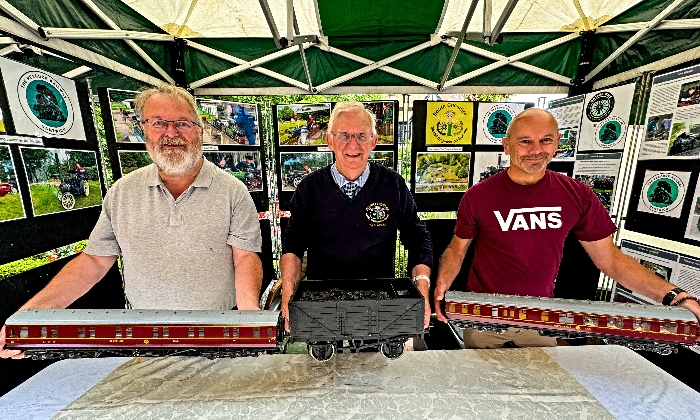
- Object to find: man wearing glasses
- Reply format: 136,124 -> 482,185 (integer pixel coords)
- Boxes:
1,85 -> 263,358
280,101 -> 433,331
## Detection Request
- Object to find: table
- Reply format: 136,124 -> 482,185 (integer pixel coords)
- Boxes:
1,346 -> 697,419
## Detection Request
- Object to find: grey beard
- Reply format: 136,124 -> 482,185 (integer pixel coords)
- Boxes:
146,137 -> 202,176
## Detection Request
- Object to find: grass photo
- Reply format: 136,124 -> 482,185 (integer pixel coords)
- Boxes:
415,152 -> 470,193
277,103 -> 330,146
0,145 -> 25,222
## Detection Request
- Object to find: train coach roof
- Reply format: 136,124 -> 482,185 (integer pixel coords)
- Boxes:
5,309 -> 281,326
445,291 -> 698,322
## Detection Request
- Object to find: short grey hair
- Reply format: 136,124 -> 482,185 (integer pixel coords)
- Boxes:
133,84 -> 199,121
328,101 -> 377,136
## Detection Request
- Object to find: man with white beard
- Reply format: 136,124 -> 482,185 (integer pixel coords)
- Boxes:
0,85 -> 263,358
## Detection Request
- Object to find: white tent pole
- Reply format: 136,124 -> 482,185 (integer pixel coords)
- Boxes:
0,0 -> 40,34
187,41 -> 309,89
572,0 -> 591,31
75,0 -> 175,84
312,0 -> 324,37
597,18 -> 700,33
439,0 -> 479,90
488,0 -> 519,46
483,0 -> 492,41
258,0 -> 282,48
447,38 -> 572,84
434,0 -> 451,34
582,0 -> 686,83
445,32 -> 579,87
0,15 -> 164,86
316,41 -> 439,92
40,28 -> 173,41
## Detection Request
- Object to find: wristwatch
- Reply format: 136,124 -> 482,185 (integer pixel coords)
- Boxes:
662,287 -> 685,306
412,274 -> 431,287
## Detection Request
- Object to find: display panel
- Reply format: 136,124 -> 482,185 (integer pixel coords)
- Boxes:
0,144 -> 25,222
20,147 -> 103,216
572,153 -> 622,213
198,99 -> 260,145
578,83 -> 635,152
0,56 -> 87,140
203,151 -> 263,192
276,103 -> 330,146
636,170 -> 691,219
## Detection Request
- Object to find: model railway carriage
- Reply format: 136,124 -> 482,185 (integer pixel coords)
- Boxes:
4,309 -> 283,360
444,291 -> 699,355
288,278 -> 425,361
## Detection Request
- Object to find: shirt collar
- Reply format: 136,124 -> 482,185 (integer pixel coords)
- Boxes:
331,163 -> 370,188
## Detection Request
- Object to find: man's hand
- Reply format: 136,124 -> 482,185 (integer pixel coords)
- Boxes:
0,325 -> 23,359
281,295 -> 291,332
433,282 -> 450,323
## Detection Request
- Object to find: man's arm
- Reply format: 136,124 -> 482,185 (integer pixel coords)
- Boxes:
280,252 -> 302,331
411,263 -> 432,328
434,236 -> 473,322
231,247 -> 262,310
581,236 -> 700,320
0,252 -> 116,359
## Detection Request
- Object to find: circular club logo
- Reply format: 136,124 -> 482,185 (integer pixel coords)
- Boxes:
596,116 -> 626,148
586,92 -> 614,122
482,105 -> 514,144
366,202 -> 390,224
641,173 -> 685,213
429,103 -> 470,144
18,71 -> 74,136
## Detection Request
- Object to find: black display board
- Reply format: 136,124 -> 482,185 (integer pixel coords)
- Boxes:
274,101 -> 399,211
0,63 -> 105,266
410,101 -> 539,212
98,89 -> 269,212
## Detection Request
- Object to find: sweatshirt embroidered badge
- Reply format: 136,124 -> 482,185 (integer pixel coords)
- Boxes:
366,202 -> 390,226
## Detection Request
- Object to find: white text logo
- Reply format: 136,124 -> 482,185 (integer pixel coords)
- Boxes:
494,207 -> 562,231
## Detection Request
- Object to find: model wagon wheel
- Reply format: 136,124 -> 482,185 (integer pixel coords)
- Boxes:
308,342 -> 335,362
60,192 -> 75,210
81,179 -> 90,196
380,341 -> 405,360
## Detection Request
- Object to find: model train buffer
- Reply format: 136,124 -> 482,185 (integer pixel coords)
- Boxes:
444,291 -> 699,355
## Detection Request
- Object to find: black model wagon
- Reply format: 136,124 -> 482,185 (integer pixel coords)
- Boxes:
287,278 -> 425,361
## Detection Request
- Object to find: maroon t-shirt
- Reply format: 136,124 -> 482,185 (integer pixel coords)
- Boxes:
455,170 -> 616,297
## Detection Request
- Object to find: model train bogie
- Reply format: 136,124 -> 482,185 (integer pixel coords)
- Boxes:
308,342 -> 336,362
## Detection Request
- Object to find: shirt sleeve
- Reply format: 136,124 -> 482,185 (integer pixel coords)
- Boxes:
571,185 -> 617,242
454,190 -> 479,240
84,187 -> 122,257
398,179 -> 433,270
227,180 -> 263,253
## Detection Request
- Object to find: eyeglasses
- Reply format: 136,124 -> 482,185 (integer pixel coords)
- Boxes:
142,119 -> 200,133
332,131 -> 373,144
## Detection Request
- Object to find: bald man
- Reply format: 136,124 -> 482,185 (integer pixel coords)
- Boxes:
433,108 -> 700,349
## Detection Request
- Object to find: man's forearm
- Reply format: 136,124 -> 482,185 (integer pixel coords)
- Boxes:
233,251 -> 263,310
21,253 -> 116,310
436,245 -> 466,290
280,253 -> 302,302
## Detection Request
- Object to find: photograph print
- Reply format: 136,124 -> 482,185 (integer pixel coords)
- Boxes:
363,101 -> 394,144
554,129 -> 576,159
472,152 -> 510,185
0,145 -> 25,222
108,89 -> 144,143
277,103 -> 330,146
645,113 -> 673,142
667,122 -> 700,157
20,147 -> 102,216
415,152 -> 471,193
677,79 -> 700,107
198,99 -> 259,145
574,174 -> 616,211
369,151 -> 395,171
203,151 -> 263,192
280,152 -> 333,191
117,150 -> 153,175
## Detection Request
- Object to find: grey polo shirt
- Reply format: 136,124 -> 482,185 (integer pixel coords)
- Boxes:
85,160 -> 262,310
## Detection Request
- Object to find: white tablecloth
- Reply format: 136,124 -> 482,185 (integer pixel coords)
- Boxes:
0,346 -> 697,419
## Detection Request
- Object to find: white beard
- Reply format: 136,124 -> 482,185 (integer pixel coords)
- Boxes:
146,135 -> 202,176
